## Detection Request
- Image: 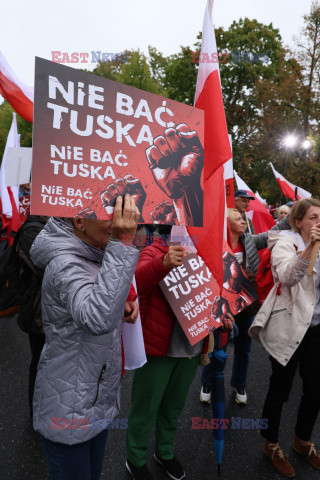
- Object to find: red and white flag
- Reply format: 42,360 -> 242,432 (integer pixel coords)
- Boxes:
0,113 -> 22,244
234,171 -> 275,234
187,0 -> 232,290
270,162 -> 311,201
255,190 -> 265,204
224,157 -> 235,208
0,51 -> 34,123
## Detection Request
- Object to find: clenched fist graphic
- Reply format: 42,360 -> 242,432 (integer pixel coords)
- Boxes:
146,123 -> 204,227
150,200 -> 178,225
101,175 -> 146,221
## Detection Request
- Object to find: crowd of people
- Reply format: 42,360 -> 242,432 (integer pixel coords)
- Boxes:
1,187 -> 320,480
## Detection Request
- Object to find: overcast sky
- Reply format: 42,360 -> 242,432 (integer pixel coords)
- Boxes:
0,0 -> 314,92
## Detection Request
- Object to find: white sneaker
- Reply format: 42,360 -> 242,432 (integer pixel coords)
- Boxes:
200,386 -> 211,404
234,388 -> 247,404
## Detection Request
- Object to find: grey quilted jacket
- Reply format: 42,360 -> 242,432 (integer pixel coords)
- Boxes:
239,232 -> 268,275
30,218 -> 139,444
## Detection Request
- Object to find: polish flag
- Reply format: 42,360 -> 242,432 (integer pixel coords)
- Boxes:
255,191 -> 266,204
234,171 -> 275,234
0,113 -> 22,245
187,0 -> 232,290
0,51 -> 34,123
224,157 -> 235,208
270,162 -> 311,201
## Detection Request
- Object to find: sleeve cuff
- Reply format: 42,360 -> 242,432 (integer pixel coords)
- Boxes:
297,254 -> 310,266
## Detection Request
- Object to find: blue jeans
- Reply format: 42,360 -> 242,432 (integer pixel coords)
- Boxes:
201,315 -> 255,391
41,429 -> 109,480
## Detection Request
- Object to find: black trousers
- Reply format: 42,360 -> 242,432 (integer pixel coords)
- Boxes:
28,332 -> 45,416
261,323 -> 320,443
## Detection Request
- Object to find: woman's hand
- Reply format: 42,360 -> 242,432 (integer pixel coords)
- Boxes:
163,245 -> 186,270
220,313 -> 234,332
111,195 -> 140,244
309,223 -> 320,246
123,300 -> 139,324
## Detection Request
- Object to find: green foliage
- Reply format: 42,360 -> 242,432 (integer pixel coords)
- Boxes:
162,47 -> 198,105
93,50 -> 165,95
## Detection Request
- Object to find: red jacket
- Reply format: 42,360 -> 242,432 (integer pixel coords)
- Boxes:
136,238 -> 208,357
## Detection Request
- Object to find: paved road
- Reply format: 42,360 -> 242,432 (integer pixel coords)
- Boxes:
0,315 -> 319,480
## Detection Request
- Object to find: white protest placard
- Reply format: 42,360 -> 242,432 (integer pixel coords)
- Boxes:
5,147 -> 32,186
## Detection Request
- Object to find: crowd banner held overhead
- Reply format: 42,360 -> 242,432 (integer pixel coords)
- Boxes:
0,51 -> 34,123
269,162 -> 312,201
187,0 -> 232,291
31,58 -> 204,226
234,170 -> 275,234
160,245 -> 257,346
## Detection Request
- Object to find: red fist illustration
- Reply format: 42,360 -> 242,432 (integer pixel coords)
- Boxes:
150,200 -> 178,225
146,124 -> 203,227
101,175 -> 146,220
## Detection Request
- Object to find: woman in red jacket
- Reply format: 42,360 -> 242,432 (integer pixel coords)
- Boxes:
126,226 -> 232,480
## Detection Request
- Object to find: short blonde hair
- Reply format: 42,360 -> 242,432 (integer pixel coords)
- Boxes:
227,208 -> 242,224
277,205 -> 290,216
290,198 -> 320,231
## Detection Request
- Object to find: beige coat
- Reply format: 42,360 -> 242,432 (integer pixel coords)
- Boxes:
249,230 -> 317,366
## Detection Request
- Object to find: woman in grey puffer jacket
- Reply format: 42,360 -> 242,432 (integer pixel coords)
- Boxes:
30,195 -> 140,480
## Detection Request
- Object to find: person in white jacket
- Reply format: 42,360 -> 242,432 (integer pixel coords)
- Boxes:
249,198 -> 320,478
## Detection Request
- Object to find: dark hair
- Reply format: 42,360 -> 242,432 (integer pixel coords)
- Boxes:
290,198 -> 320,231
157,225 -> 173,236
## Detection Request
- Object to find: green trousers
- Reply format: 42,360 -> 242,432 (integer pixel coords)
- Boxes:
126,355 -> 199,467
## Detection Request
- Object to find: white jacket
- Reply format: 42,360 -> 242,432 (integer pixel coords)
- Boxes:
249,230 -> 317,366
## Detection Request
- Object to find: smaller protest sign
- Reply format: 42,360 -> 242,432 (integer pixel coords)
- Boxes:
19,195 -> 31,223
160,246 -> 257,346
160,253 -> 222,345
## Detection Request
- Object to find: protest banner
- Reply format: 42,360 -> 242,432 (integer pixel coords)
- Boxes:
31,57 -> 204,226
19,195 -> 30,223
160,244 -> 257,345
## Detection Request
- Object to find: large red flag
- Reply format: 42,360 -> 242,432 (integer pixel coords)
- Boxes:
187,0 -> 232,290
234,171 -> 275,234
270,162 -> 311,201
0,51 -> 34,123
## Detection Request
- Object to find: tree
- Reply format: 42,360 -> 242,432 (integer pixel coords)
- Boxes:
295,0 -> 320,137
161,47 -> 198,105
92,49 -> 165,95
1,6 -> 320,204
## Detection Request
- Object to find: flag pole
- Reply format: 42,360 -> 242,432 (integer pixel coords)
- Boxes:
245,214 -> 252,234
307,242 -> 319,276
